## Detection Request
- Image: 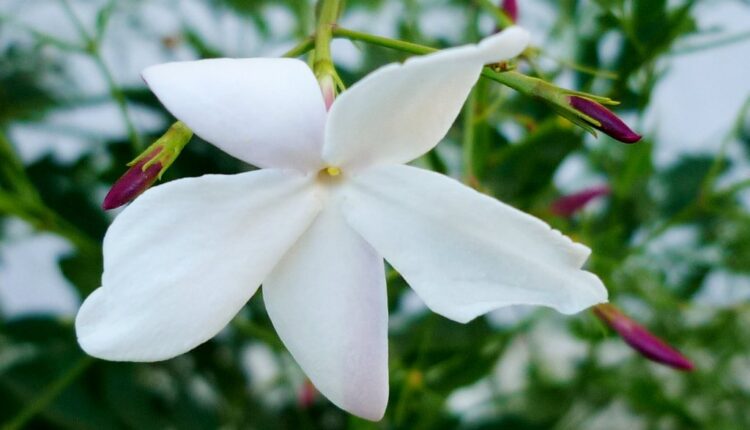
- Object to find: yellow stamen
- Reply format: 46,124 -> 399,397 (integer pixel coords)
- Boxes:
325,166 -> 342,176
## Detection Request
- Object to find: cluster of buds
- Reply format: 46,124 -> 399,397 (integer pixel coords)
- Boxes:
594,304 -> 694,371
102,122 -> 193,210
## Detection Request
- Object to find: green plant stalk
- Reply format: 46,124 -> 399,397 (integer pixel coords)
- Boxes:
331,27 -> 621,135
93,54 -> 143,150
284,36 -> 315,58
313,0 -> 342,79
0,131 -> 98,253
2,356 -> 93,430
0,131 -> 41,201
58,0 -> 143,151
331,27 -> 543,90
462,88 -> 478,183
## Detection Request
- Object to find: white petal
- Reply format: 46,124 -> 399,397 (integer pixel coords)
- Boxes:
322,27 -> 529,170
143,58 -> 327,171
263,205 -> 389,421
343,165 -> 607,323
76,169 -> 322,361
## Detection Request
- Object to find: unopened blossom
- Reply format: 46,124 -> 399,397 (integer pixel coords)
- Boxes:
568,96 -> 642,143
551,185 -> 610,217
594,304 -> 693,371
76,27 -> 607,420
501,0 -> 519,22
298,379 -> 317,408
102,122 -> 193,210
102,148 -> 162,210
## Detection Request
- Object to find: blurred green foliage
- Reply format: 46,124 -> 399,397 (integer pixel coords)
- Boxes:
1,0 -> 750,429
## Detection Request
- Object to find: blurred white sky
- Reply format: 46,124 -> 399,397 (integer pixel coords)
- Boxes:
1,0 -> 749,320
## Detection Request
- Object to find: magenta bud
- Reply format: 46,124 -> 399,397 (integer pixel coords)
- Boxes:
569,96 -> 642,143
501,0 -> 518,22
298,379 -> 317,409
594,304 -> 694,371
102,148 -> 162,210
551,185 -> 610,217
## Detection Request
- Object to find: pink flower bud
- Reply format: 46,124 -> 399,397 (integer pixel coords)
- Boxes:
298,379 -> 317,409
102,148 -> 162,210
501,0 -> 518,22
551,185 -> 610,217
594,304 -> 694,371
319,74 -> 336,110
569,96 -> 642,143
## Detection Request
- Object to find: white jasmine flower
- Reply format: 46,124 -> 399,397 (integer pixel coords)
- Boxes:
75,27 -> 606,420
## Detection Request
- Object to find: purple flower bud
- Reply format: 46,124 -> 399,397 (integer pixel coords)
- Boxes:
298,379 -> 317,409
102,147 -> 162,210
551,185 -> 610,217
594,304 -> 694,371
501,0 -> 518,22
569,96 -> 642,143
102,122 -> 192,210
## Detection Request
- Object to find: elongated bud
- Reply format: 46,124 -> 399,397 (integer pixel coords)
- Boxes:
569,96 -> 641,143
551,185 -> 610,217
487,71 -> 641,141
594,304 -> 694,371
102,122 -> 192,210
102,149 -> 162,210
501,0 -> 518,22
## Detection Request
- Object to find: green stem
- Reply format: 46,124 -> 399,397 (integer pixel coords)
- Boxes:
313,0 -> 342,77
0,130 -> 41,201
57,0 -> 142,151
2,357 -> 93,430
332,27 -> 434,55
93,54 -> 143,151
331,26 -> 619,136
462,88 -> 478,183
0,131 -> 98,253
700,96 -> 750,197
282,36 -> 315,58
330,27 -> 536,93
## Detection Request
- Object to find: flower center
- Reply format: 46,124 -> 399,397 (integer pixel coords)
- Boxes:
317,166 -> 344,187
324,166 -> 341,176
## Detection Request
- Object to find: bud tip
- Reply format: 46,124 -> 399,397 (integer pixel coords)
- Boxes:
501,0 -> 518,22
102,159 -> 162,210
594,304 -> 694,371
569,96 -> 642,144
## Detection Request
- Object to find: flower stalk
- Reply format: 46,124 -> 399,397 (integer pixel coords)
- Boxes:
331,27 -> 642,141
313,0 -> 343,108
102,121 -> 192,210
594,304 -> 694,371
